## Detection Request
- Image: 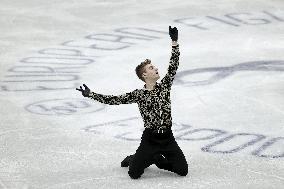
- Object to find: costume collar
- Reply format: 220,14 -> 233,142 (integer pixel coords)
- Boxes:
143,82 -> 159,91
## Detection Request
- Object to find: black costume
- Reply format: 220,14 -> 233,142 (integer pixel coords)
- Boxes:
87,44 -> 188,179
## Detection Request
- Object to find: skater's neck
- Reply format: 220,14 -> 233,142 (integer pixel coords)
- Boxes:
144,81 -> 157,91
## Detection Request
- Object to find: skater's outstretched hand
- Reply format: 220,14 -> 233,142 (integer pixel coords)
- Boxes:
169,26 -> 178,41
76,84 -> 91,97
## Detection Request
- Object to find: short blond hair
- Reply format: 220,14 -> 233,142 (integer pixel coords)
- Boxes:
135,59 -> 151,82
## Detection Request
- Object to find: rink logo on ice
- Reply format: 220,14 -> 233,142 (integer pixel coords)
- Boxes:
0,10 -> 283,92
25,98 -> 105,115
173,60 -> 284,87
174,10 -> 284,30
82,117 -> 284,159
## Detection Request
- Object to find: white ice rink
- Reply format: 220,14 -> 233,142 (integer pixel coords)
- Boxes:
0,0 -> 284,188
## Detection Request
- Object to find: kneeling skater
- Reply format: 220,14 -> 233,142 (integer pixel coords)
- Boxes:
76,26 -> 188,179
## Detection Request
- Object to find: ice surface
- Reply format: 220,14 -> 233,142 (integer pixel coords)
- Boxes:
0,0 -> 284,188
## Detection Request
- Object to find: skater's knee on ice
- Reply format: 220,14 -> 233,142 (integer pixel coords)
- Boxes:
178,169 -> 188,176
172,162 -> 188,176
176,166 -> 188,176
128,170 -> 143,179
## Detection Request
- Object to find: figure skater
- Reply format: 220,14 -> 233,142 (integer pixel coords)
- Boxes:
76,26 -> 188,179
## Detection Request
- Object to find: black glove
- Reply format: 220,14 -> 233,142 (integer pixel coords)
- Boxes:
169,26 -> 178,41
76,84 -> 91,97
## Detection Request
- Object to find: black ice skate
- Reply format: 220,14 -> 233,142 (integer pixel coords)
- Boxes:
121,155 -> 134,167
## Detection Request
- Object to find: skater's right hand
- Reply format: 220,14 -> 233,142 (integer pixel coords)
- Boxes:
76,84 -> 91,97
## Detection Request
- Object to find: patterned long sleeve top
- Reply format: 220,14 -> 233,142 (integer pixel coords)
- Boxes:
88,44 -> 180,130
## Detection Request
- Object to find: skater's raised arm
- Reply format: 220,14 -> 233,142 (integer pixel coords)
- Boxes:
76,84 -> 139,105
161,26 -> 180,89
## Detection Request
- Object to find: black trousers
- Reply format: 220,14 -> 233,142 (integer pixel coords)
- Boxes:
127,128 -> 188,179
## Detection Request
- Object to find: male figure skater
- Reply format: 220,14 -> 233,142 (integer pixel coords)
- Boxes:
76,26 -> 188,179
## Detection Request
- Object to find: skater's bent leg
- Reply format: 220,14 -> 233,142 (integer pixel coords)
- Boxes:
128,150 -> 154,179
128,142 -> 156,179
154,154 -> 173,171
160,141 -> 188,176
172,154 -> 188,176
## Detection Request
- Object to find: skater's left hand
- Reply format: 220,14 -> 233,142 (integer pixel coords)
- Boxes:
169,26 -> 178,41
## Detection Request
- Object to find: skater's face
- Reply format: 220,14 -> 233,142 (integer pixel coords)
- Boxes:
142,63 -> 160,81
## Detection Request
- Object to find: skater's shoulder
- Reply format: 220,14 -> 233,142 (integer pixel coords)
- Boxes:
132,88 -> 143,95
